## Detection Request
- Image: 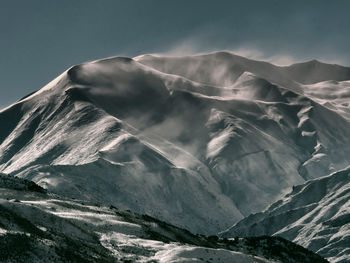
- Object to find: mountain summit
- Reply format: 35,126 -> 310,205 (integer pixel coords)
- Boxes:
0,52 -> 349,262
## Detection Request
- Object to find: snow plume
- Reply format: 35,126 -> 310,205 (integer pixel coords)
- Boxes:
69,57 -> 209,168
122,92 -> 210,168
230,47 -> 297,66
156,35 -> 299,66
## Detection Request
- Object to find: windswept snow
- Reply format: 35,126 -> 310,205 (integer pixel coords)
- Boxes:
0,51 -> 350,253
302,80 -> 350,120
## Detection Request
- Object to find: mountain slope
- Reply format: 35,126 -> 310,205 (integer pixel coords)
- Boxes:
221,167 -> 350,263
135,52 -> 350,89
0,52 -> 350,236
302,80 -> 350,120
281,60 -> 350,84
0,173 -> 328,263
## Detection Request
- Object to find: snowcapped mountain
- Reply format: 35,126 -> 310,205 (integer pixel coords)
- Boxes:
0,51 -> 349,262
0,173 -> 329,262
0,52 -> 350,238
221,166 -> 350,263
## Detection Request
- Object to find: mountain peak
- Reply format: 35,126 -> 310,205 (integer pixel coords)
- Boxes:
0,51 -> 349,262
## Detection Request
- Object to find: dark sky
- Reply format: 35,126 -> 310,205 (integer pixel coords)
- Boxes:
1,0 -> 350,108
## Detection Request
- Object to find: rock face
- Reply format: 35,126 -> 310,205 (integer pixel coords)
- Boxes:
221,167 -> 350,263
0,52 -> 350,236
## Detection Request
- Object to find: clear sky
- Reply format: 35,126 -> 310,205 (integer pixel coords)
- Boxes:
1,0 -> 350,108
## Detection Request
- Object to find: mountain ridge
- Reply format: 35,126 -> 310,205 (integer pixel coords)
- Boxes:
0,52 -> 349,263
221,166 -> 350,263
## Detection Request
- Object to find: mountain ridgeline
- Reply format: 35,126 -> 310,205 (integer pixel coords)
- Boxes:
0,51 -> 349,262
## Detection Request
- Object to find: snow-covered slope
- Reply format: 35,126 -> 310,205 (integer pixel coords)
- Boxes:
0,52 -> 350,236
302,80 -> 350,120
221,167 -> 350,263
0,174 -> 328,262
135,52 -> 350,90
